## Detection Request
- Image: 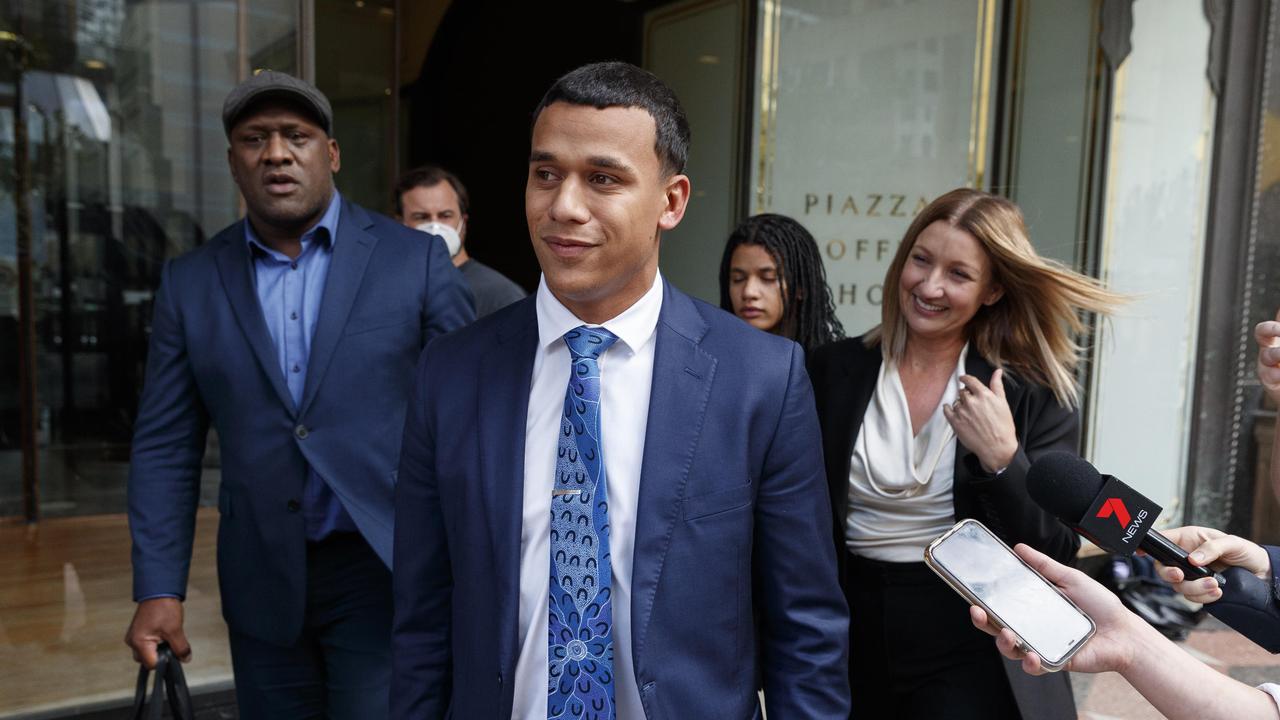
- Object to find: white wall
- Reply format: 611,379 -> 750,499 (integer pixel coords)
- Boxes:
647,0 -> 747,305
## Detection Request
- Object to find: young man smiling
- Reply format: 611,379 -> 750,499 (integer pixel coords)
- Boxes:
392,61 -> 849,720
125,71 -> 473,718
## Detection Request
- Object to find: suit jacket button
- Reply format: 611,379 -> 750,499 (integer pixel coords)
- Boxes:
287,499 -> 301,512
295,424 -> 309,439
497,673 -> 503,688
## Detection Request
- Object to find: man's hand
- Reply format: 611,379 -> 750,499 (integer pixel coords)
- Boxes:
1265,309 -> 1280,502
124,597 -> 191,669
1155,525 -> 1271,604
969,543 -> 1142,676
1257,308 -> 1280,405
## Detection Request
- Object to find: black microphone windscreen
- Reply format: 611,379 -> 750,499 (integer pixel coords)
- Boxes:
1026,451 -> 1105,522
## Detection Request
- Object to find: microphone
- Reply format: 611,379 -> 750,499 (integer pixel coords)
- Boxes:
1027,451 -> 1280,653
1025,452 -> 1222,586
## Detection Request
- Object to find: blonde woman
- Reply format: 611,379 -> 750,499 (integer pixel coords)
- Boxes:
809,188 -> 1122,720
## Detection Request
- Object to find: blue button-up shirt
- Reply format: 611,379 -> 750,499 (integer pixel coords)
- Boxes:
245,190 -> 358,541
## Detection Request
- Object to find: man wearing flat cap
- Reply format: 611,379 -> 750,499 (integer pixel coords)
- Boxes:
124,70 -> 474,717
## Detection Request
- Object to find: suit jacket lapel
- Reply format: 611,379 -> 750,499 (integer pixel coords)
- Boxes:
630,282 -> 716,668
842,347 -> 881,443
215,225 -> 296,413
964,346 -> 995,388
481,297 -> 538,670
831,344 -> 880,526
299,199 -> 376,416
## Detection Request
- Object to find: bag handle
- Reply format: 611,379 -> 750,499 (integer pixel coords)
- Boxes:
131,642 -> 195,720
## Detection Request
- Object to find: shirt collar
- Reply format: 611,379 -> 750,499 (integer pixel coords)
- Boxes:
535,271 -> 664,355
245,189 -> 343,257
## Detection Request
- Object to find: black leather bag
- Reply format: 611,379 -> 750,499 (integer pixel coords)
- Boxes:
131,643 -> 195,720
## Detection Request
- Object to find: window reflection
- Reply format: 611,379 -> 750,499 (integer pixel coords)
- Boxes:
0,0 -> 296,518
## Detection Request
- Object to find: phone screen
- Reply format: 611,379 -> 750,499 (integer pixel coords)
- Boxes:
930,520 -> 1093,665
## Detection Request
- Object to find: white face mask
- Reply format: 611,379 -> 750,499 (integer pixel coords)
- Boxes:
415,219 -> 464,258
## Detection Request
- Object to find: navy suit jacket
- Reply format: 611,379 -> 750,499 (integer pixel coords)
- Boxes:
391,281 -> 850,719
1204,544 -> 1280,653
128,198 -> 474,646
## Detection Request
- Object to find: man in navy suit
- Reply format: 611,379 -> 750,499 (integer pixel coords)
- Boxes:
124,71 -> 473,718
391,62 -> 849,719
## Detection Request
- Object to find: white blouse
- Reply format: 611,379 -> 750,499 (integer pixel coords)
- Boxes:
1258,683 -> 1280,715
845,351 -> 965,563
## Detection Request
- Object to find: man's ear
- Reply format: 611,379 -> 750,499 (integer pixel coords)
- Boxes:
226,147 -> 238,185
328,138 -> 341,173
657,174 -> 691,232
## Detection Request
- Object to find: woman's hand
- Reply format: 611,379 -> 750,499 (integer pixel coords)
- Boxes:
944,368 -> 1018,473
1155,525 -> 1271,604
969,543 -> 1140,676
973,544 -> 1280,720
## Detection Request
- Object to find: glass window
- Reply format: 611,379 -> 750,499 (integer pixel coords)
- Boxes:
0,0 -> 294,518
748,0 -> 994,335
1,1 -> 296,713
316,0 -> 396,214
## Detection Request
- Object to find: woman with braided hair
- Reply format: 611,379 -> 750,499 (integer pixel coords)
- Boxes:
718,213 -> 845,355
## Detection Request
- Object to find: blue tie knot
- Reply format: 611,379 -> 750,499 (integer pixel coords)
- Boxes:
563,326 -> 619,360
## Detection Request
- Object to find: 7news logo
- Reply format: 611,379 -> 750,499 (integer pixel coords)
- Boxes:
1096,497 -> 1149,543
1096,498 -> 1130,527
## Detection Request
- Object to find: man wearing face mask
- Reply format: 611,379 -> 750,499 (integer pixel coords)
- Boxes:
395,165 -> 527,318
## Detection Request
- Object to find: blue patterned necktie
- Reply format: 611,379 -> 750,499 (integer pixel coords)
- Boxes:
548,326 -> 619,720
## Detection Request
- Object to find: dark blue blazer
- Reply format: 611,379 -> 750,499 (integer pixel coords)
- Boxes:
128,198 -> 474,646
1204,544 -> 1280,652
391,281 -> 850,719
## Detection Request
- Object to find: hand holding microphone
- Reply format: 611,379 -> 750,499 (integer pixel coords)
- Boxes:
1027,452 -> 1280,653
1156,526 -> 1271,604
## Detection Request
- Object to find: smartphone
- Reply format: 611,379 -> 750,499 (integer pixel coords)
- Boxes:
924,519 -> 1095,670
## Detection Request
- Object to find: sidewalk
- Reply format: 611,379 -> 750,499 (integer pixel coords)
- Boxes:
0,510 -> 232,718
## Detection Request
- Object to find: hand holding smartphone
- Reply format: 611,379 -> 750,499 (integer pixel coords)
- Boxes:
925,519 -> 1095,670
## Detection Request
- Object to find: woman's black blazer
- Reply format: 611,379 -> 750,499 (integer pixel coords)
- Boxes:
808,334 -> 1081,570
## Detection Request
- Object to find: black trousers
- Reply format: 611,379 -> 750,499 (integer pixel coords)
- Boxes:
845,551 -> 1022,720
228,531 -> 392,720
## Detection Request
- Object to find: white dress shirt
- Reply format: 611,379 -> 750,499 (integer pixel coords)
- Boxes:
511,273 -> 663,720
845,351 -> 964,562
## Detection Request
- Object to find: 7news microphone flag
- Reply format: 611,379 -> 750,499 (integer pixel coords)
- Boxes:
1028,452 -> 1280,654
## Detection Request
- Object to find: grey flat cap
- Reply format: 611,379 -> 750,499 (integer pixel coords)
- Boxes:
222,70 -> 333,136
